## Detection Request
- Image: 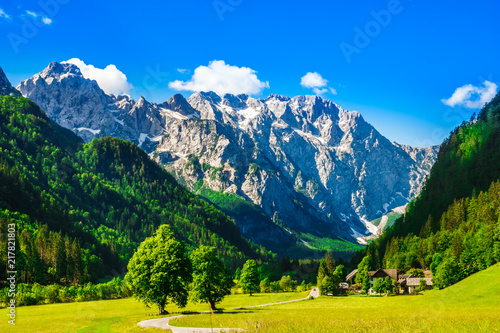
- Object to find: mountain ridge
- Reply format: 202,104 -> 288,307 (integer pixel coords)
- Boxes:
15,62 -> 439,251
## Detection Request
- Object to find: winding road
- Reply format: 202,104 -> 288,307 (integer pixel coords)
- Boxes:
137,288 -> 319,332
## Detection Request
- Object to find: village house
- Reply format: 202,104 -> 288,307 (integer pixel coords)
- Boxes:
345,268 -> 398,285
345,268 -> 432,294
368,268 -> 398,285
399,277 -> 433,294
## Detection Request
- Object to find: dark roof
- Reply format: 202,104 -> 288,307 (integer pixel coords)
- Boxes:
368,268 -> 398,281
406,278 -> 433,286
346,269 -> 358,281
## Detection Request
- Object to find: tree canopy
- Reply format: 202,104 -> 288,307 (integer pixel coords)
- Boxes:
239,259 -> 260,296
189,246 -> 233,310
125,225 -> 192,314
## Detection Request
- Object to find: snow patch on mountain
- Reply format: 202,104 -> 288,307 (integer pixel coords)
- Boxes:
75,127 -> 101,135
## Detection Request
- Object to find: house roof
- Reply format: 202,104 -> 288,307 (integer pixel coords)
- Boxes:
368,268 -> 398,281
383,269 -> 398,281
398,274 -> 414,282
406,278 -> 433,286
346,268 -> 399,282
346,269 -> 358,281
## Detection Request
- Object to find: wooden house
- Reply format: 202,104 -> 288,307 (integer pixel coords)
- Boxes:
402,277 -> 433,294
368,268 -> 398,285
345,268 -> 398,289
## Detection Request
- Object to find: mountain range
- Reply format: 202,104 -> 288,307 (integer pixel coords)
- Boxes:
15,62 -> 438,252
0,75 -> 274,284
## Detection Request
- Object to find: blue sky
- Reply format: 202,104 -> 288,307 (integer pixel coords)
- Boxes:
0,0 -> 499,147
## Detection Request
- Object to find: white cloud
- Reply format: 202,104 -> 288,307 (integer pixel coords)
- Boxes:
62,58 -> 133,96
313,88 -> 328,95
169,60 -> 269,96
177,68 -> 190,74
301,72 -> 339,96
301,72 -> 328,88
0,8 -> 10,19
442,81 -> 498,109
25,10 -> 52,25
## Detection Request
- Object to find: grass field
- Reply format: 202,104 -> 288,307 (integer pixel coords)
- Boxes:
4,291 -> 308,332
5,264 -> 500,332
171,263 -> 500,332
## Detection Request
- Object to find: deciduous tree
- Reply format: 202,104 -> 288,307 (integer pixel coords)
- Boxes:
189,246 -> 233,310
240,259 -> 260,296
373,278 -> 384,295
125,225 -> 192,314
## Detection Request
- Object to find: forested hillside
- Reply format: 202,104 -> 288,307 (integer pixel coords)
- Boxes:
352,91 -> 500,288
0,95 -> 272,286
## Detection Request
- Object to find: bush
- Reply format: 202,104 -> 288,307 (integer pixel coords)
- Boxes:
270,281 -> 281,293
0,278 -> 132,308
44,285 -> 60,303
280,276 -> 291,292
260,278 -> 271,293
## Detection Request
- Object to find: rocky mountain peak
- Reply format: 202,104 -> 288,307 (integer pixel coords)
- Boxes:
45,61 -> 82,77
0,66 -> 21,96
17,62 -> 115,142
0,67 -> 20,96
160,93 -> 199,116
0,66 -> 10,87
190,91 -> 222,104
266,93 -> 290,102
137,96 -> 147,107
221,93 -> 249,109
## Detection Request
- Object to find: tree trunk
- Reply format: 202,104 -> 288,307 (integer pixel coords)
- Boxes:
209,299 -> 216,311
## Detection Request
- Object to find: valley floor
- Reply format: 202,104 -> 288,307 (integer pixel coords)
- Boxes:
9,264 -> 500,332
172,264 -> 500,332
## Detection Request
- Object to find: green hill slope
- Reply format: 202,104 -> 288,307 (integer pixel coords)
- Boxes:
0,95 -> 271,286
426,262 -> 500,306
352,91 -> 500,286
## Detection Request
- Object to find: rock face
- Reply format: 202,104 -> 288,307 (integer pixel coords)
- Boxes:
0,66 -> 21,96
17,62 -> 164,145
17,62 -> 439,246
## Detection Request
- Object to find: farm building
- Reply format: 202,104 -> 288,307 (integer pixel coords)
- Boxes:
400,277 -> 433,294
345,268 -> 398,285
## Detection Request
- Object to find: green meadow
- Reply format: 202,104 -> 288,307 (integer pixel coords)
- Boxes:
173,263 -> 500,332
6,292 -> 308,332
6,264 -> 500,332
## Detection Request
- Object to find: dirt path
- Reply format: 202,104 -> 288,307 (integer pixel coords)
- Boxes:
137,288 -> 319,332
